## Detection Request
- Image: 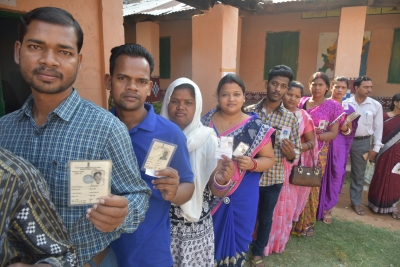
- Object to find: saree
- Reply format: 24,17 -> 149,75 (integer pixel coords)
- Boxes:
367,114 -> 400,213
292,98 -> 344,236
202,109 -> 274,267
317,105 -> 359,220
264,109 -> 318,255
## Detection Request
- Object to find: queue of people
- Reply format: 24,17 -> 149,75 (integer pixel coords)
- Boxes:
0,6 -> 398,267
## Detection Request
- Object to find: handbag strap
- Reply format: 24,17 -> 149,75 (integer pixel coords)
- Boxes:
297,141 -> 316,168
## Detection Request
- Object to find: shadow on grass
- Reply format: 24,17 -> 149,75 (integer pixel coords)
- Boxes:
246,218 -> 400,267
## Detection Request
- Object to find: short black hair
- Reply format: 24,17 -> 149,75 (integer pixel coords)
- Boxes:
93,172 -> 102,176
390,93 -> 400,111
267,65 -> 294,84
353,75 -> 372,88
332,76 -> 349,88
18,7 -> 84,53
310,72 -> 330,96
109,43 -> 155,76
289,81 -> 304,97
174,83 -> 196,99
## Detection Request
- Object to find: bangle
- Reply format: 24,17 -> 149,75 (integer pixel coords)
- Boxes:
342,127 -> 352,135
317,134 -> 321,140
250,158 -> 258,172
213,173 -> 231,191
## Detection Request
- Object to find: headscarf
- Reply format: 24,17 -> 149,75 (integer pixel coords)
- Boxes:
161,78 -> 217,222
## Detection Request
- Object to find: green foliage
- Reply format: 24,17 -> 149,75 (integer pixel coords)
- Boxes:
152,102 -> 163,115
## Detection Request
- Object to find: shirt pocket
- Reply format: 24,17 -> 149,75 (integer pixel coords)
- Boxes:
47,159 -> 69,206
362,110 -> 373,126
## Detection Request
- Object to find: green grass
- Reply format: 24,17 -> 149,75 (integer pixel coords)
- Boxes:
246,218 -> 400,267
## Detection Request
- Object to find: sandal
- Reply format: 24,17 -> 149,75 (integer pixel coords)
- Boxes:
350,204 -> 365,216
251,256 -> 264,267
301,227 -> 314,237
323,209 -> 333,224
392,212 -> 400,220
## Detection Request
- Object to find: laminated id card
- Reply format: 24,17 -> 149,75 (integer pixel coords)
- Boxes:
142,139 -> 177,177
215,136 -> 233,159
68,160 -> 112,206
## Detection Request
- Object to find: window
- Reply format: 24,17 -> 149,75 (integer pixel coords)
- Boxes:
388,28 -> 400,83
264,32 -> 299,80
159,37 -> 171,79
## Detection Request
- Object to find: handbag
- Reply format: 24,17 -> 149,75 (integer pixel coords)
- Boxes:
289,142 -> 322,187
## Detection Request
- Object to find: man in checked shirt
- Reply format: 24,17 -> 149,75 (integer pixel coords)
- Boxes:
245,65 -> 301,266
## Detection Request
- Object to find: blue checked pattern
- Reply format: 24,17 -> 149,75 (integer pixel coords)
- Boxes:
0,90 -> 151,266
245,99 -> 301,186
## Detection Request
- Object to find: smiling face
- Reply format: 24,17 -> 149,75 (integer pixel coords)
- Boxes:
331,81 -> 348,100
105,55 -> 153,111
217,82 -> 245,115
283,86 -> 302,111
310,78 -> 329,98
167,88 -> 196,130
14,20 -> 82,94
265,76 -> 290,102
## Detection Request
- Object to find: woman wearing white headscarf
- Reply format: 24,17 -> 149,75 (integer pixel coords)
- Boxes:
161,78 -> 234,267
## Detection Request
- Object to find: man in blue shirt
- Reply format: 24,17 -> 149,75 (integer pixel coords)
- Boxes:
105,44 -> 194,266
0,7 -> 151,267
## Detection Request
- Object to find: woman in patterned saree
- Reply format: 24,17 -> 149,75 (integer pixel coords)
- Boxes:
263,81 -> 318,255
291,72 -> 343,237
317,77 -> 359,224
161,78 -> 235,267
202,74 -> 275,267
368,93 -> 400,220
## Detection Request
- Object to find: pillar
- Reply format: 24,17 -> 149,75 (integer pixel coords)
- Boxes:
136,21 -> 160,77
334,6 -> 367,78
192,4 -> 239,114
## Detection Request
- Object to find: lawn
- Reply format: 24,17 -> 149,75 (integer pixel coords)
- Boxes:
246,218 -> 400,267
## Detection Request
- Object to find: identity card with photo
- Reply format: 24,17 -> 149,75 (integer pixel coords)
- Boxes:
68,160 -> 112,206
233,142 -> 250,157
142,139 -> 177,177
318,120 -> 327,130
342,102 -> 349,110
215,136 -> 234,159
280,126 -> 291,140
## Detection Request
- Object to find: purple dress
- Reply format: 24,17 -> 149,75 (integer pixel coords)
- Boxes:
317,104 -> 359,219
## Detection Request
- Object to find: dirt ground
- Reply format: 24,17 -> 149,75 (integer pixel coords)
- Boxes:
332,186 -> 400,232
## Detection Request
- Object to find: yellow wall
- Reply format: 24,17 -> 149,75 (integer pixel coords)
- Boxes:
159,20 -> 192,89
0,0 -> 125,108
240,12 -> 400,97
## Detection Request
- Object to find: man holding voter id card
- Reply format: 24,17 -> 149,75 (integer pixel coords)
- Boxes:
0,7 -> 151,267
245,65 -> 302,265
105,43 -> 195,267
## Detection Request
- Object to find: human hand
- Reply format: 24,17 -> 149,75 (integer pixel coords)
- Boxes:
367,149 -> 378,163
340,122 -> 349,132
152,167 -> 179,201
86,195 -> 128,232
281,139 -> 295,160
215,155 -> 235,184
235,155 -> 254,170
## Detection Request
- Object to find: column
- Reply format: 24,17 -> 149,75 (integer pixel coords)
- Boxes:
335,6 -> 367,78
192,4 -> 239,114
136,21 -> 160,77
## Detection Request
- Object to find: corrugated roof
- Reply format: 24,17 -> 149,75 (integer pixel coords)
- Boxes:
123,0 -> 195,17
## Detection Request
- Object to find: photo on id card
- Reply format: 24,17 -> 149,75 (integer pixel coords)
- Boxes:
142,139 -> 177,177
215,136 -> 233,159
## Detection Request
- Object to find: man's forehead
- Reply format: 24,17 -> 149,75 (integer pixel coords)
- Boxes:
360,80 -> 373,86
270,76 -> 289,84
24,20 -> 78,46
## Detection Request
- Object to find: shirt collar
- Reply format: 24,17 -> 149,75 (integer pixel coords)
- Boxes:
348,96 -> 373,105
19,89 -> 81,122
254,98 -> 284,114
111,103 -> 156,132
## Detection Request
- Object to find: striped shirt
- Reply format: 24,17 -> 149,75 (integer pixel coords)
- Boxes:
0,89 -> 151,266
245,99 -> 301,186
0,147 -> 76,267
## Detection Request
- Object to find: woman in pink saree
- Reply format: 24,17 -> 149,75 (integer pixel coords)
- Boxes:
263,81 -> 318,255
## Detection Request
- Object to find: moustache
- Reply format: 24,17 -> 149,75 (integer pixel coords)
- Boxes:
32,67 -> 63,79
121,92 -> 141,100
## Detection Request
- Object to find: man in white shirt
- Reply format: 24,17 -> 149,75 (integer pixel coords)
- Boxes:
343,76 -> 383,216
